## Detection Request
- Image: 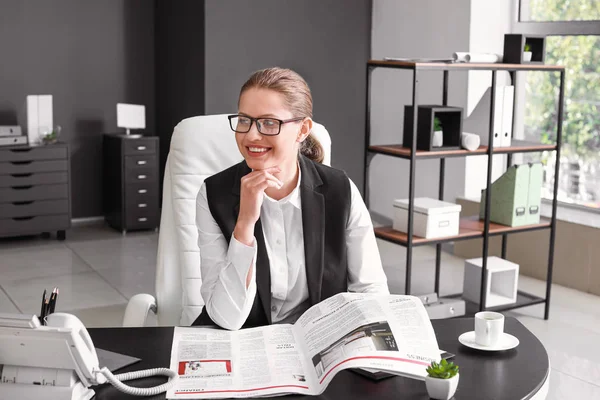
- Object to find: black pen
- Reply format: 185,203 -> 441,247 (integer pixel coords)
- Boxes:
49,288 -> 59,314
42,298 -> 49,325
48,288 -> 56,315
40,289 -> 47,319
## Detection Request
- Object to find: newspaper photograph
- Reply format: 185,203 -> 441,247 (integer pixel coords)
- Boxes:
311,320 -> 398,378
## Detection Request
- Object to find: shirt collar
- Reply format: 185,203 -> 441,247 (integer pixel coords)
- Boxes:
263,164 -> 302,209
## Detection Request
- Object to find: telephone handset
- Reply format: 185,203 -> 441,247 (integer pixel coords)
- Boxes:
0,312 -> 177,400
45,313 -> 106,388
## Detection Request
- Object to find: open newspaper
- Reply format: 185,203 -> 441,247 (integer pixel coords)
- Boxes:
167,293 -> 440,399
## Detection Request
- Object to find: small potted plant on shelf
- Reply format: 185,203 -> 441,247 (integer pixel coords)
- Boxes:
39,125 -> 61,145
425,359 -> 460,400
523,43 -> 532,62
432,116 -> 443,147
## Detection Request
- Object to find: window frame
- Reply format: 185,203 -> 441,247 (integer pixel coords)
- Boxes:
516,0 -> 600,32
512,0 -> 600,215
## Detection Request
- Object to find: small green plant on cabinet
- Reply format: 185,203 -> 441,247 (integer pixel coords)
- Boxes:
433,117 -> 442,132
524,43 -> 531,52
426,359 -> 459,379
41,125 -> 61,145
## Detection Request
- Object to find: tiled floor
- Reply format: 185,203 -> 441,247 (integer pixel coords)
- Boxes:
0,224 -> 157,325
1,223 -> 599,398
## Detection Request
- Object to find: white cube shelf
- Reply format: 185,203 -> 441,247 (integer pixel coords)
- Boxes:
463,256 -> 519,308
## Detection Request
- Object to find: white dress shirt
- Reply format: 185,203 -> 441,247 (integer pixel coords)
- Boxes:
196,169 -> 389,331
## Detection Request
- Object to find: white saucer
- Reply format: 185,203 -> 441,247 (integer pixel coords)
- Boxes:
458,331 -> 519,351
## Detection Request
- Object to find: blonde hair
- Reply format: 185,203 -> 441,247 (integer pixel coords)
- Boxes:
239,67 -> 324,163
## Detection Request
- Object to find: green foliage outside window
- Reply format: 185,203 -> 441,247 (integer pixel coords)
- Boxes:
524,0 -> 600,207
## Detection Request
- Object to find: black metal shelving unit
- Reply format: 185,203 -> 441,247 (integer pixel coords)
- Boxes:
364,60 -> 565,319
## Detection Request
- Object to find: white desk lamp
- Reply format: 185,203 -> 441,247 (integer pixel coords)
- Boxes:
117,103 -> 146,136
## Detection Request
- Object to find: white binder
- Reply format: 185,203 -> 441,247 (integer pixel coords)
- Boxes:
501,86 -> 514,147
26,95 -> 39,145
484,86 -> 505,148
493,86 -> 504,147
26,95 -> 53,145
38,95 -> 54,137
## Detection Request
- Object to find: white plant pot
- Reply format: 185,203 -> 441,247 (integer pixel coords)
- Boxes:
432,130 -> 444,147
523,51 -> 532,62
425,374 -> 459,400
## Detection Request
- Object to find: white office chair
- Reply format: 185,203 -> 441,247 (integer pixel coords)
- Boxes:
122,114 -> 332,327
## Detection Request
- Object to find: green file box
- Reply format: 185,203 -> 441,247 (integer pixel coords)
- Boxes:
480,164 -> 530,227
525,163 -> 543,225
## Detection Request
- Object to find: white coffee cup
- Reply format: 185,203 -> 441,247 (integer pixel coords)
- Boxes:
474,311 -> 504,347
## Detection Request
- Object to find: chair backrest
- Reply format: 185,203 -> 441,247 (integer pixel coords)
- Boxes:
155,114 -> 332,326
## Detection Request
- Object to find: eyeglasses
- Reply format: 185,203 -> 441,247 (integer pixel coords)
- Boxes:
228,114 -> 304,136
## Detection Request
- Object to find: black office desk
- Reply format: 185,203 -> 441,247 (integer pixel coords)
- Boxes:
89,317 -> 549,400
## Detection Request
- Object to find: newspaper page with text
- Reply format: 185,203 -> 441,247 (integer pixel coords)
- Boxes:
167,293 -> 440,399
168,324 -> 314,399
295,293 -> 440,390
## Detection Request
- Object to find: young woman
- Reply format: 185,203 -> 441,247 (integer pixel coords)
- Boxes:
193,67 -> 388,330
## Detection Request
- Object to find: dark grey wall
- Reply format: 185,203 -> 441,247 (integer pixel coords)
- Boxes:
205,0 -> 372,190
155,0 -> 205,187
0,0 -> 155,218
0,0 -> 369,216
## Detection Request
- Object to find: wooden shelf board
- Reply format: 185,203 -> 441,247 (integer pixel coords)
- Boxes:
368,59 -> 565,71
460,216 -> 551,235
375,217 -> 551,247
374,225 -> 481,246
494,142 -> 557,153
369,145 -> 483,158
368,140 -> 557,159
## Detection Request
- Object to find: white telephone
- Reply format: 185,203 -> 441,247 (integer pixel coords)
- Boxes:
0,312 -> 177,400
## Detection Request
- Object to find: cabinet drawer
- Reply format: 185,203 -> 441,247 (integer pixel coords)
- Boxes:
125,182 -> 158,207
0,184 -> 68,203
0,172 -> 69,188
125,155 -> 157,170
125,207 -> 158,230
0,146 -> 67,162
0,199 -> 69,218
125,166 -> 157,183
0,214 -> 70,236
0,160 -> 68,175
124,139 -> 157,155
126,199 -> 158,215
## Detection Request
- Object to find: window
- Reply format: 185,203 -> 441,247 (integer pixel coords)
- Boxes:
515,0 -> 600,210
520,0 -> 600,22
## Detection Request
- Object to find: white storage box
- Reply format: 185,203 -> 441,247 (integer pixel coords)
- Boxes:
393,198 -> 461,239
463,256 -> 519,308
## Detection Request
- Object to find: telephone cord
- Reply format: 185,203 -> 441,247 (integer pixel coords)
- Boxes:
94,366 -> 178,396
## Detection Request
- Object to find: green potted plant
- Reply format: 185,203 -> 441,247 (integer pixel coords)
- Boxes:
523,43 -> 532,62
432,116 -> 443,147
40,125 -> 61,145
424,359 -> 460,400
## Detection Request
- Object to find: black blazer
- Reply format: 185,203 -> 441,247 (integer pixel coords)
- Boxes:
193,155 -> 352,328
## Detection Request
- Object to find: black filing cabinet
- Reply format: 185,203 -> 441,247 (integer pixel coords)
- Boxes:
103,134 -> 159,234
0,143 -> 71,240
